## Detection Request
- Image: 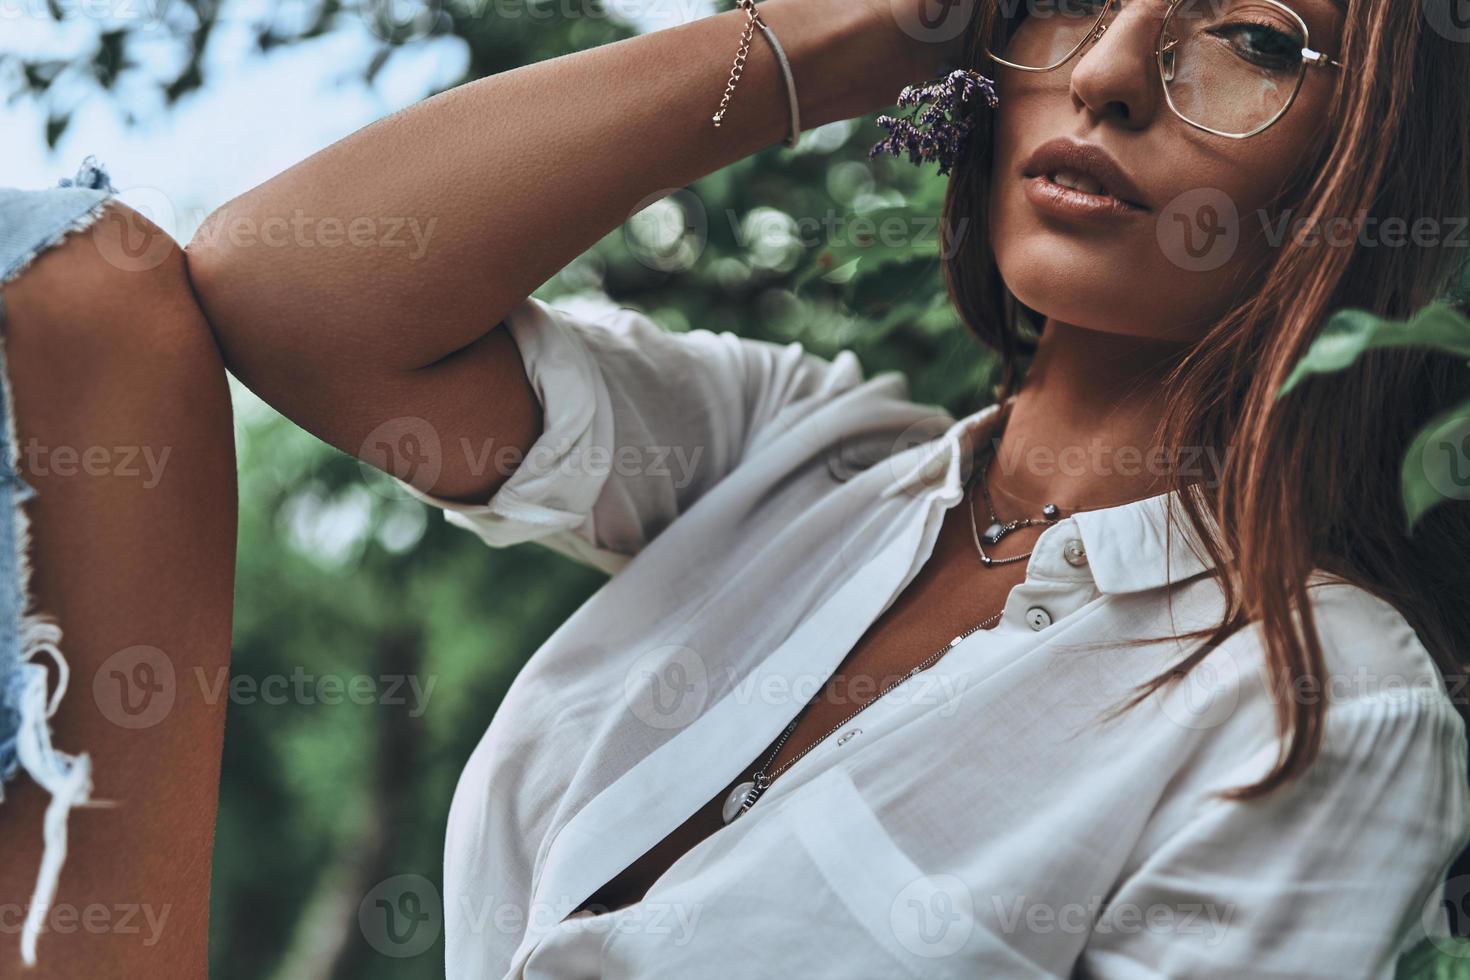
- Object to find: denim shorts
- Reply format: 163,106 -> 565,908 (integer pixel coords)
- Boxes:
0,156 -> 117,967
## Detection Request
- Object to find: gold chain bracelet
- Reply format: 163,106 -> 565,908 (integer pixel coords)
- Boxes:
710,0 -> 801,147
711,0 -> 763,129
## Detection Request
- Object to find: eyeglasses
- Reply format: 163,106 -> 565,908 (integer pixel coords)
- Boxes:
984,0 -> 1347,139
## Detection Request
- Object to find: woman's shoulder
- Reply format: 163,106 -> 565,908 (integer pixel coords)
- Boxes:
1300,570 -> 1457,710
1150,572 -> 1468,843
1199,568 -> 1465,739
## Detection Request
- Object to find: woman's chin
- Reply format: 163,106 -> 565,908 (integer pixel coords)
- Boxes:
1000,274 -> 1147,337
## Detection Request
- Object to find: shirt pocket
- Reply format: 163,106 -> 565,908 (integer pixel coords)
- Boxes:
777,766 -> 985,980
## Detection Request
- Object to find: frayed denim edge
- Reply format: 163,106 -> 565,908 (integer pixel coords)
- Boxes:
0,158 -> 117,309
0,156 -> 117,968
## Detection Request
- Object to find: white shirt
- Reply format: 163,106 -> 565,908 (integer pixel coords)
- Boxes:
402,296 -> 1470,979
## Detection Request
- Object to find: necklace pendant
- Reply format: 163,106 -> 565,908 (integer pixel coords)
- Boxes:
722,780 -> 757,824
1042,503 -> 1060,520
982,521 -> 1007,545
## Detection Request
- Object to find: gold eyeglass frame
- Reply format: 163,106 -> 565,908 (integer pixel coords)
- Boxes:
983,0 -> 1347,139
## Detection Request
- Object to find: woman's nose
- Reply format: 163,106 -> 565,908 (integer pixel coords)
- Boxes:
1067,1 -> 1166,131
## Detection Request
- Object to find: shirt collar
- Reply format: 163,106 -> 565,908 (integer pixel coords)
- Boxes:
880,396 -> 1226,595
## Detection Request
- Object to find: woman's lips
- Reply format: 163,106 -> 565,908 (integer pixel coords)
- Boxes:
1020,137 -> 1152,216
1022,172 -> 1148,222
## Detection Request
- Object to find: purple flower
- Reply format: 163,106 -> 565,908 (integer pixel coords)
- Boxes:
869,69 -> 998,177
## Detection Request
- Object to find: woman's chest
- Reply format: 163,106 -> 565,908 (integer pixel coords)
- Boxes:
740,501 -> 1036,794
574,506 -> 1036,913
453,478 -> 1232,975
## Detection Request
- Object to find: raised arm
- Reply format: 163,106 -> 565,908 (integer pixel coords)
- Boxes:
183,0 -> 959,503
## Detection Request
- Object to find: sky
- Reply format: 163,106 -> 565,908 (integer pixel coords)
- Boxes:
1,0 -> 711,241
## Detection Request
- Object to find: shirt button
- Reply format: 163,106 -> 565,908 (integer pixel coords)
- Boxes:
1063,538 -> 1088,567
1026,606 -> 1053,631
836,728 -> 862,747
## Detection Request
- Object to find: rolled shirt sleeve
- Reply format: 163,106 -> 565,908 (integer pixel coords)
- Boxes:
398,296 -> 866,574
1076,690 -> 1470,980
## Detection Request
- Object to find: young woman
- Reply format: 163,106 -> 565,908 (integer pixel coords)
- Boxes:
1,0 -> 1467,976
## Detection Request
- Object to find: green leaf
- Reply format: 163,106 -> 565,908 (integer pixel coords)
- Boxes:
788,196 -> 955,298
816,205 -> 943,270
1279,301 -> 1470,398
1402,395 -> 1470,532
791,255 -> 861,295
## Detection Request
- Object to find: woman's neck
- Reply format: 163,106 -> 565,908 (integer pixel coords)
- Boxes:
985,318 -> 1192,515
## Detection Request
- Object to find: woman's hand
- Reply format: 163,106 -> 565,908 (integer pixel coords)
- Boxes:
854,0 -> 977,86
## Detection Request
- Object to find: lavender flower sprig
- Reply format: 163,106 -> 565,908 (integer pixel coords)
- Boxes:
869,69 -> 999,177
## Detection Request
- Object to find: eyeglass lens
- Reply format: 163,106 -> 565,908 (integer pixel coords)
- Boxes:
986,0 -> 1310,136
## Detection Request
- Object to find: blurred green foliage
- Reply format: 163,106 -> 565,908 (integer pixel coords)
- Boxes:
9,2 -> 999,976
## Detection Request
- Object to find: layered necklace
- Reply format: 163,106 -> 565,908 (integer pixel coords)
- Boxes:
968,443 -> 1063,566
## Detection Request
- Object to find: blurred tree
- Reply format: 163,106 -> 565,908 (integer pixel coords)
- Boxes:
5,2 -> 1004,976
18,3 -> 1464,978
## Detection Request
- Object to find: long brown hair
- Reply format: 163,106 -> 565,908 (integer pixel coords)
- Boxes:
943,0 -> 1470,810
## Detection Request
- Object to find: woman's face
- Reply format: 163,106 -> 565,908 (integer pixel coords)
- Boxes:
987,0 -> 1347,342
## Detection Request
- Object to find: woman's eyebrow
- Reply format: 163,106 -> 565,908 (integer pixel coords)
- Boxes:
1296,0 -> 1349,16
